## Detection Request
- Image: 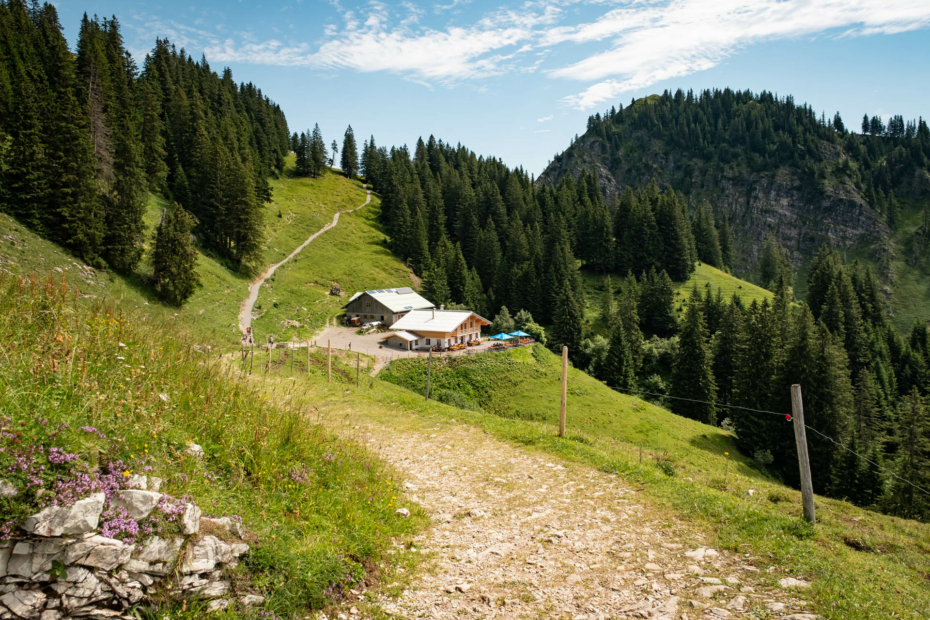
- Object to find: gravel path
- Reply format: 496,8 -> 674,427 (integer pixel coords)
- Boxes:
337,417 -> 818,620
238,187 -> 371,335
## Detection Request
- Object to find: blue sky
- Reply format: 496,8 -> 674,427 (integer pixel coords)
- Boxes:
57,0 -> 930,176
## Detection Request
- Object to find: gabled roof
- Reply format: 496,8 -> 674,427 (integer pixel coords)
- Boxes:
343,288 -> 435,313
391,309 -> 490,333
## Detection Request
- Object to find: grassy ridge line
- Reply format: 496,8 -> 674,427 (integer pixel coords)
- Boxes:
581,263 -> 773,336
0,273 -> 425,618
379,345 -> 930,619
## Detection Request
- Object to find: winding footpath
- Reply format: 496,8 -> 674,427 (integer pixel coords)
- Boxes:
238,187 -> 371,335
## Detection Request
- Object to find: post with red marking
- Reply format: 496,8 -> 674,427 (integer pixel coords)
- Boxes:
791,384 -> 816,524
559,346 -> 568,437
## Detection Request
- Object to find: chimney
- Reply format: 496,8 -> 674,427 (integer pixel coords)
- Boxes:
432,308 -> 436,319
440,304 -> 445,310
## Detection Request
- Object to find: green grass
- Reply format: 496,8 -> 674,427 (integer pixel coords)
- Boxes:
378,344 -> 930,620
251,192 -> 415,341
0,272 -> 425,618
581,263 -> 772,335
0,159 -> 375,348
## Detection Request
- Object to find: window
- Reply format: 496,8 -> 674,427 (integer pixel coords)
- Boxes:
365,302 -> 371,308
426,339 -> 431,345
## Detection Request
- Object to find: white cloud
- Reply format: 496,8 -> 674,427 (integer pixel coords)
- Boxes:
534,129 -> 551,133
552,0 -> 930,109
537,115 -> 553,122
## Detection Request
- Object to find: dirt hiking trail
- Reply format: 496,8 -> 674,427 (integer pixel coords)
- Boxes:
238,187 -> 371,335
327,413 -> 818,620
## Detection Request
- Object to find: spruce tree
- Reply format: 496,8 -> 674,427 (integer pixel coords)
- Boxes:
552,279 -> 584,355
422,260 -> 451,307
712,301 -> 742,405
759,235 -> 792,290
139,79 -> 168,193
671,298 -> 717,424
692,202 -> 723,268
640,268 -> 678,337
604,321 -> 636,391
888,388 -> 930,520
341,124 -> 358,178
309,123 -> 326,177
602,275 -> 617,328
718,217 -> 734,270
617,273 -> 644,371
152,202 -> 200,306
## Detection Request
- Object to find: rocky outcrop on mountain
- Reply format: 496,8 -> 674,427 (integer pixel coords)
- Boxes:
539,132 -> 891,272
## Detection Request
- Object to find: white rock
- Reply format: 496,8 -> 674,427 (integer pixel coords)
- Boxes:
134,537 -> 182,565
40,610 -> 63,620
126,475 -> 148,490
0,481 -> 18,498
0,546 -> 11,577
395,508 -> 410,518
62,494 -> 106,535
185,443 -> 204,458
64,536 -> 130,571
149,477 -> 163,492
746,489 -> 755,497
230,543 -> 250,558
21,506 -> 68,537
198,580 -> 230,598
778,615 -> 819,620
206,598 -> 229,612
239,594 -> 265,607
644,563 -> 662,572
697,585 -> 730,598
111,490 -> 161,520
1,589 -> 46,619
778,577 -> 811,589
181,503 -> 201,535
181,536 -> 220,574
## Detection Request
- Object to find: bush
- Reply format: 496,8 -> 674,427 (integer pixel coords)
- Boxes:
434,389 -> 481,412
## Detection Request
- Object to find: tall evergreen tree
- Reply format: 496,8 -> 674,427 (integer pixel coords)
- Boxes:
152,202 -> 199,306
341,124 -> 358,178
604,321 -> 636,391
309,123 -> 326,177
672,298 -> 717,424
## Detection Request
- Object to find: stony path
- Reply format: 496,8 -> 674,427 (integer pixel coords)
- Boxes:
336,418 -> 818,620
238,187 -> 371,334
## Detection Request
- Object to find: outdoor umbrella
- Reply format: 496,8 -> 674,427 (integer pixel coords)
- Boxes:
508,330 -> 531,338
490,333 -> 513,340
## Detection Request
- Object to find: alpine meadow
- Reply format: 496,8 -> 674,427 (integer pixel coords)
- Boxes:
2,0 -> 930,619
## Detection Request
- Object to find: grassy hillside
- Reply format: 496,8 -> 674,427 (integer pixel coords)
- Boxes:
0,273 -> 425,618
581,263 -> 772,335
0,160 -> 370,347
251,192 -> 415,342
379,345 -> 930,619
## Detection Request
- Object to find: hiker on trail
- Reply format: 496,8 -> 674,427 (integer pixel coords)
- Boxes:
246,326 -> 253,345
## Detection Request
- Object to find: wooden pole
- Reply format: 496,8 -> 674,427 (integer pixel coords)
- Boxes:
791,384 -> 816,524
327,339 -> 332,383
559,346 -> 568,437
425,349 -> 433,401
356,352 -> 360,388
290,345 -> 294,374
249,347 -> 253,375
306,341 -> 310,375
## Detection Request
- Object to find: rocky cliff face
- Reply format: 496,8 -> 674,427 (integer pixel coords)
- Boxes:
539,133 -> 891,273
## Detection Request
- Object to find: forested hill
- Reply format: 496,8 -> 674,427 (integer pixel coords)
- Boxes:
0,0 -> 289,275
538,89 -> 930,278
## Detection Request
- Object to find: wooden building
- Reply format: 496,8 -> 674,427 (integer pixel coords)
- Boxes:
342,288 -> 434,327
386,309 -> 490,350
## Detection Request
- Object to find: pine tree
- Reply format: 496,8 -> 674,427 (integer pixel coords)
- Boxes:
152,202 -> 200,306
640,268 -> 678,337
421,260 -> 451,307
692,202 -> 723,268
617,273 -> 644,371
341,124 -> 358,178
671,297 -> 717,424
139,79 -> 168,193
552,279 -> 584,354
295,131 -> 310,176
718,217 -> 734,270
604,321 -> 636,391
1,78 -> 47,231
602,275 -> 617,327
309,123 -> 327,177
712,300 -> 742,405
759,235 -> 792,290
888,388 -> 930,520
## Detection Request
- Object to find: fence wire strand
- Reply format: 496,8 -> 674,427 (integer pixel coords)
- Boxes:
609,385 -> 930,499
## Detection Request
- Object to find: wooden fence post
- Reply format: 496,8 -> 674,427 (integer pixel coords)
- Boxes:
425,349 -> 433,401
327,339 -> 332,383
306,341 -> 310,375
791,384 -> 816,524
356,352 -> 360,388
559,346 -> 568,437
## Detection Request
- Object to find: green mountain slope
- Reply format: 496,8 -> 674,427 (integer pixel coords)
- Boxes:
539,89 -> 930,330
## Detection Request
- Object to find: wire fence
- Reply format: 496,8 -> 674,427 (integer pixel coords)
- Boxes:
608,385 -> 930,499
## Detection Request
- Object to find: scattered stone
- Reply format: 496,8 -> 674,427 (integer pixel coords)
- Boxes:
685,547 -> 719,561
0,481 -> 18,499
700,577 -> 722,584
111,490 -> 161,520
444,583 -> 472,593
148,477 -> 163,492
22,494 -> 105,538
1,589 -> 46,619
126,475 -> 148,490
746,489 -> 755,497
706,608 -> 732,618
726,596 -> 746,611
697,585 -> 730,598
644,563 -> 662,572
185,443 -> 204,459
206,598 -> 229,612
395,508 -> 410,518
779,615 -> 819,620
239,594 -> 265,607
467,508 -> 487,518
778,577 -> 811,589
768,602 -> 787,612
200,516 -> 243,539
